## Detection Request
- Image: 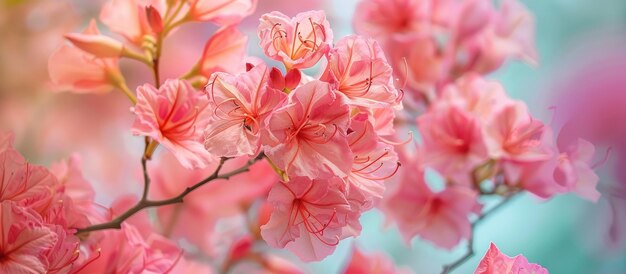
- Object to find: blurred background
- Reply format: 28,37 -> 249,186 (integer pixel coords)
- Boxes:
2,0 -> 626,273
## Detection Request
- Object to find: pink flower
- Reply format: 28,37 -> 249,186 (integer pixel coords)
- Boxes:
263,80 -> 352,179
205,63 -> 286,157
343,247 -> 410,274
439,75 -> 512,121
321,35 -> 401,108
268,67 -> 302,92
48,20 -> 122,93
417,104 -> 489,185
99,0 -> 166,45
188,0 -> 258,25
382,154 -> 480,249
353,0 -> 430,39
258,10 -> 333,70
554,138 -> 600,202
197,26 -> 248,78
64,26 -> 124,58
50,154 -> 95,212
132,79 -> 214,168
0,132 -> 14,152
475,243 -> 548,274
260,177 -> 352,262
45,225 -> 81,274
0,201 -> 58,273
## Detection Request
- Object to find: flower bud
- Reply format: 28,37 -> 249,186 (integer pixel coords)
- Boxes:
64,33 -> 124,58
145,6 -> 164,33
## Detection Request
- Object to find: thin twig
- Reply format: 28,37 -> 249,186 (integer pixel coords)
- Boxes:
75,154 -> 264,235
441,193 -> 520,274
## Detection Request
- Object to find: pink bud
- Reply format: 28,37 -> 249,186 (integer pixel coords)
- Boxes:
268,67 -> 285,90
64,33 -> 124,58
284,69 -> 301,90
145,6 -> 164,33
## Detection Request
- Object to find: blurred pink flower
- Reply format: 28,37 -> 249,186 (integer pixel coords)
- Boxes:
321,35 -> 401,108
48,20 -> 122,93
343,247 -> 411,274
258,10 -> 333,70
474,243 -> 548,274
353,0 -> 430,39
0,201 -> 57,273
417,104 -> 489,185
205,63 -> 286,157
263,80 -> 352,179
64,22 -> 124,58
132,79 -> 214,168
261,177 -> 351,262
382,153 -> 480,249
197,26 -> 248,78
99,0 -> 166,45
188,0 -> 258,25
554,138 -> 600,202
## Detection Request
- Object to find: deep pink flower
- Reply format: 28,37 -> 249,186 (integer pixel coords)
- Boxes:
321,35 -> 401,108
205,63 -> 286,157
49,20 -> 122,93
188,0 -> 257,25
260,177 -> 352,262
0,201 -> 58,273
258,10 -> 333,70
132,79 -> 214,168
382,154 -> 480,249
417,104 -> 489,185
475,243 -> 548,274
263,80 -> 352,179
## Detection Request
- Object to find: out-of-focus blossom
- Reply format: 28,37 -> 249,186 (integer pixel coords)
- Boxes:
321,35 -> 400,108
205,63 -> 285,157
49,20 -> 122,93
382,153 -> 480,249
99,0 -> 167,45
258,10 -> 333,70
0,201 -> 57,273
50,154 -> 96,211
417,104 -> 489,185
474,243 -> 548,274
343,247 -> 412,274
261,177 -> 352,262
353,0 -> 430,39
263,80 -> 352,179
197,26 -> 248,78
150,151 -> 277,255
554,138 -> 600,202
132,79 -> 214,168
188,0 -> 258,25
64,21 -> 124,58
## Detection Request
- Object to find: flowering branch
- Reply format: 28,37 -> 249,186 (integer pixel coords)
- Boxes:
75,154 -> 265,235
441,193 -> 520,274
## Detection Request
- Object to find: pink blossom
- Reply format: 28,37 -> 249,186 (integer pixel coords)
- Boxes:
131,79 -> 214,168
554,138 -> 600,202
45,225 -> 81,274
64,27 -> 124,58
0,201 -> 58,273
417,104 -> 489,185
260,177 -> 352,262
188,0 -> 258,25
263,80 -> 352,179
48,20 -> 122,93
475,243 -> 548,274
321,35 -> 401,108
353,0 -> 430,39
99,0 -> 167,45
198,26 -> 248,78
50,154 -> 95,212
205,63 -> 286,157
0,132 -> 14,152
382,154 -> 480,249
258,10 -> 333,70
438,75 -> 512,121
268,67 -> 302,92
343,247 -> 410,274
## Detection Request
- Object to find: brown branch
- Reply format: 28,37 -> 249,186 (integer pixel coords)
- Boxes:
75,154 -> 264,235
441,193 -> 520,274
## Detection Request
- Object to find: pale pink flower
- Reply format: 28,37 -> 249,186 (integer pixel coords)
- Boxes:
188,0 -> 257,25
475,243 -> 548,274
382,155 -> 480,249
321,35 -> 400,108
48,20 -> 122,93
554,138 -> 600,202
417,104 -> 489,185
0,146 -> 56,214
0,201 -> 57,273
258,10 -> 333,70
64,25 -> 124,58
50,154 -> 95,212
205,63 -> 286,157
99,0 -> 167,45
131,79 -> 214,168
343,247 -> 411,274
353,0 -> 430,39
439,75 -> 512,121
198,26 -> 248,78
150,151 -> 277,255
260,177 -> 352,262
263,80 -> 352,179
